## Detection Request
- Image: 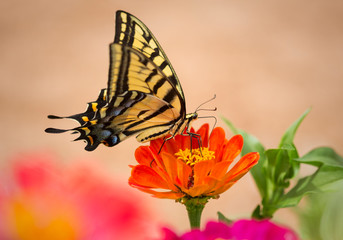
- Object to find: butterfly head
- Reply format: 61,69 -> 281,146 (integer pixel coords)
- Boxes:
181,112 -> 198,134
186,112 -> 198,121
185,112 -> 199,127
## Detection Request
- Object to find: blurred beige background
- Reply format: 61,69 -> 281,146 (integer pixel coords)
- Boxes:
1,0 -> 343,233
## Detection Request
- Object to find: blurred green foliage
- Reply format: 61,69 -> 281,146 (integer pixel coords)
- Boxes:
223,109 -> 343,219
298,181 -> 343,240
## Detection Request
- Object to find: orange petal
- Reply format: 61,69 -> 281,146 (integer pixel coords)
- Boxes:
129,186 -> 184,199
190,126 -> 201,149
209,181 -> 235,196
150,136 -> 176,155
135,146 -> 154,166
193,160 -> 214,187
152,152 -> 189,192
174,134 -> 185,150
210,161 -> 231,179
196,124 -> 209,148
149,138 -> 162,153
150,148 -> 169,175
174,130 -> 187,150
222,135 -> 243,162
209,127 -> 226,161
182,136 -> 191,150
177,126 -> 196,150
186,185 -> 209,197
176,158 -> 192,189
161,152 -> 178,185
201,176 -> 220,194
164,137 -> 181,155
152,191 -> 184,199
224,152 -> 260,182
130,165 -> 169,189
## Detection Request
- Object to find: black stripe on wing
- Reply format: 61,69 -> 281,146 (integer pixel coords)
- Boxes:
107,44 -> 184,116
45,90 -> 177,151
112,10 -> 185,101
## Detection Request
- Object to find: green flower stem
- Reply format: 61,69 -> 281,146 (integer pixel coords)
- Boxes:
180,197 -> 210,229
186,202 -> 204,228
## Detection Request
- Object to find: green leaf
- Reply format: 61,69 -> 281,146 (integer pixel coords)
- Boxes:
318,182 -> 343,240
279,108 -> 311,148
217,211 -> 232,224
251,205 -> 263,219
221,117 -> 265,155
222,117 -> 267,198
265,149 -> 293,188
298,182 -> 343,240
295,147 -> 343,168
267,146 -> 299,183
297,194 -> 327,240
276,109 -> 310,183
279,147 -> 343,208
277,165 -> 343,208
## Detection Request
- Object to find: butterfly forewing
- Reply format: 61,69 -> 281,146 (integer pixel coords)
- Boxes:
108,11 -> 185,105
108,44 -> 183,112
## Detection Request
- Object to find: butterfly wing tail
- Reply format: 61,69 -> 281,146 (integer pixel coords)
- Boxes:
45,119 -> 125,151
45,127 -> 69,134
46,88 -> 107,124
45,88 -> 112,151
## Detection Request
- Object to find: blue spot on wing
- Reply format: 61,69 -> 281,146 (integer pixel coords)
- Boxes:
101,130 -> 112,138
105,135 -> 119,147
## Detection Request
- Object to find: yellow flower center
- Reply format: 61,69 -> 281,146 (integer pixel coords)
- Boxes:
175,147 -> 215,166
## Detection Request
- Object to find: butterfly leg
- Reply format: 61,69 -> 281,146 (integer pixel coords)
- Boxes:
180,130 -> 203,157
157,135 -> 173,154
150,136 -> 169,167
191,133 -> 203,157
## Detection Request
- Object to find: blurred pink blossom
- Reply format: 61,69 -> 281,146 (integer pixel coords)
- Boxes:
162,219 -> 299,240
0,152 -> 159,240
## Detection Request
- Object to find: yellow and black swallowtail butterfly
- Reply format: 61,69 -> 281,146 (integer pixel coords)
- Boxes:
46,10 -> 209,151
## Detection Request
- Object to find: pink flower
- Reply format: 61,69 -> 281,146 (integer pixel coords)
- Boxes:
0,153 -> 158,240
230,219 -> 299,240
162,219 -> 298,240
163,221 -> 232,240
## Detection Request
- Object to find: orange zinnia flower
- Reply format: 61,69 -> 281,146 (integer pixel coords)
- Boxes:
129,124 -> 260,200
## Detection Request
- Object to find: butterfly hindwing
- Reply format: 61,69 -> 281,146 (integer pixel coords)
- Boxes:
86,91 -> 180,150
46,88 -> 107,127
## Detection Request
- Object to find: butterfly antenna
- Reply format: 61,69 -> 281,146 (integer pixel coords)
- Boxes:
196,107 -> 217,112
195,94 -> 216,112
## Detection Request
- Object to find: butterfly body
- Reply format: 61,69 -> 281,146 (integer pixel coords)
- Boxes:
46,10 -> 199,151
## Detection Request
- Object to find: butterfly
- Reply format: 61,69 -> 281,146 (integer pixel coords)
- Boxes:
45,10 -> 208,151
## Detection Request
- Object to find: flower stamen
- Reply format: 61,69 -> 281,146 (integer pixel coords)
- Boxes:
175,147 -> 215,166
